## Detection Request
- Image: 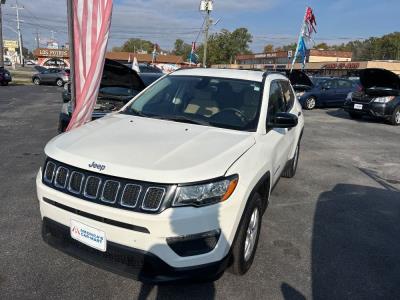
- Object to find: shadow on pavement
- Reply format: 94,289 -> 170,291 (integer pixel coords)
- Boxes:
311,182 -> 400,299
325,108 -> 383,124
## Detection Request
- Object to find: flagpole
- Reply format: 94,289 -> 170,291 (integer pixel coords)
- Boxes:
67,0 -> 76,111
290,7 -> 308,73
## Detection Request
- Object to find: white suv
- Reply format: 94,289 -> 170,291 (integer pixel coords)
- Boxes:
37,68 -> 304,282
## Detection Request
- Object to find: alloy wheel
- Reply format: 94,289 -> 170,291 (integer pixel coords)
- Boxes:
395,110 -> 400,124
306,98 -> 316,109
244,207 -> 259,262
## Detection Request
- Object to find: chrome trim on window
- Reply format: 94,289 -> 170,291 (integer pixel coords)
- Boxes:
141,187 -> 166,212
120,184 -> 142,208
54,166 -> 69,189
83,176 -> 102,200
68,171 -> 85,194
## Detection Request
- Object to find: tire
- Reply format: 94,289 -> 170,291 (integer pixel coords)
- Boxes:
349,112 -> 362,119
56,79 -> 64,87
33,77 -> 41,85
389,106 -> 400,126
304,97 -> 316,110
230,192 -> 263,275
282,143 -> 300,178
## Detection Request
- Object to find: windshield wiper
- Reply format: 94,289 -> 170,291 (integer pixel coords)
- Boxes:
157,115 -> 210,126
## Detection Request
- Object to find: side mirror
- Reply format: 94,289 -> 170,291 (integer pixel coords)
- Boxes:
267,112 -> 298,129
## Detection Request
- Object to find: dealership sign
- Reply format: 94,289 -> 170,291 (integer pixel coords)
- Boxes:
36,48 -> 69,58
4,40 -> 18,50
321,62 -> 360,69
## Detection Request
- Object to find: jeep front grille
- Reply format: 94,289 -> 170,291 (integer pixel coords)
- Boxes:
54,166 -> 69,188
42,158 -> 172,214
142,187 -> 166,211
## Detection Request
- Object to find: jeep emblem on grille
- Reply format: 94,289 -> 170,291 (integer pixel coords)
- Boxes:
88,162 -> 106,171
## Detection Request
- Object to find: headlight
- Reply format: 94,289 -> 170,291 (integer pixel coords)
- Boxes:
296,91 -> 305,98
346,92 -> 353,101
373,96 -> 395,103
173,175 -> 238,207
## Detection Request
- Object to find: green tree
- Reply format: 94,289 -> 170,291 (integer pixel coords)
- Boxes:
199,27 -> 253,66
172,39 -> 192,59
263,44 -> 274,53
315,42 -> 329,50
112,38 -> 155,53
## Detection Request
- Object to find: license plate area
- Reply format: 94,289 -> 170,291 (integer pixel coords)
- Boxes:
70,219 -> 107,252
354,104 -> 363,110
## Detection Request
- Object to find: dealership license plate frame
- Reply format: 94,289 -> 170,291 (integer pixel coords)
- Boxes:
70,219 -> 107,252
354,104 -> 363,110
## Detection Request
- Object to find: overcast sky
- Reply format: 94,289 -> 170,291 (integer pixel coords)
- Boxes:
1,0 -> 399,52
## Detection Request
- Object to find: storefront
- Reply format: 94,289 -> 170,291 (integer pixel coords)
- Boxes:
33,48 -> 70,68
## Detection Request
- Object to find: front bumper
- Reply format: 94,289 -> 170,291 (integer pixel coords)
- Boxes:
343,100 -> 395,119
37,170 -> 239,281
42,217 -> 229,283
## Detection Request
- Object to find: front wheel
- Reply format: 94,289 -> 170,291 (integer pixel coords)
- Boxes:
230,193 -> 262,275
33,77 -> 41,85
56,79 -> 64,87
304,97 -> 316,110
389,106 -> 400,126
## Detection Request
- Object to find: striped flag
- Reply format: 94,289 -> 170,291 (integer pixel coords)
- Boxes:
66,0 -> 113,131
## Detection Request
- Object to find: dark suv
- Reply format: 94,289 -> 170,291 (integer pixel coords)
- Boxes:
0,67 -> 12,86
297,77 -> 359,110
343,68 -> 400,126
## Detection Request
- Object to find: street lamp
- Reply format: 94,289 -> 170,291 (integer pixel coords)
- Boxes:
199,0 -> 213,67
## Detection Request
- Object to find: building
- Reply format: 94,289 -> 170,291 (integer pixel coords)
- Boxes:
32,48 -> 185,69
214,49 -> 400,76
235,49 -> 353,69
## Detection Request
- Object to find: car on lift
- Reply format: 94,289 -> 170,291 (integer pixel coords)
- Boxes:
297,77 -> 360,110
32,67 -> 70,87
59,59 -> 163,132
343,68 -> 400,126
0,66 -> 12,86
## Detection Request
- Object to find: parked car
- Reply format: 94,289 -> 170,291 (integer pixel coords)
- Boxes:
38,68 -> 304,282
0,67 -> 12,86
59,59 -> 163,132
297,77 -> 360,110
4,59 -> 12,66
32,67 -> 70,86
343,68 -> 400,125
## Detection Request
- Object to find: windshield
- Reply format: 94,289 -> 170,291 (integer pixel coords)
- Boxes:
123,75 -> 263,131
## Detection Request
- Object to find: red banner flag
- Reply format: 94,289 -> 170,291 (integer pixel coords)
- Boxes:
66,0 -> 113,131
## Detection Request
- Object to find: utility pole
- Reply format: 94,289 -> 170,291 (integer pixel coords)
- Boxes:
35,29 -> 39,49
0,0 -> 5,68
199,0 -> 213,68
12,0 -> 24,66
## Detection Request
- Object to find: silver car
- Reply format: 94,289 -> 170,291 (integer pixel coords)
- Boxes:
32,67 -> 70,87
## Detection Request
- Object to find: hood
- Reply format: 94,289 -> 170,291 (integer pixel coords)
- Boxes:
286,70 -> 313,88
45,114 -> 256,183
360,68 -> 400,91
34,65 -> 48,73
101,59 -> 145,91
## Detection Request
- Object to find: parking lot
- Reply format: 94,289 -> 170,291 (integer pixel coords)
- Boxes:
0,85 -> 399,299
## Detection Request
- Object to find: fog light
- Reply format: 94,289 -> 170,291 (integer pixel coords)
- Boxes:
166,229 -> 221,257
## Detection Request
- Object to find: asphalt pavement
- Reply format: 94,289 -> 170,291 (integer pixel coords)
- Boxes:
0,85 -> 399,299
